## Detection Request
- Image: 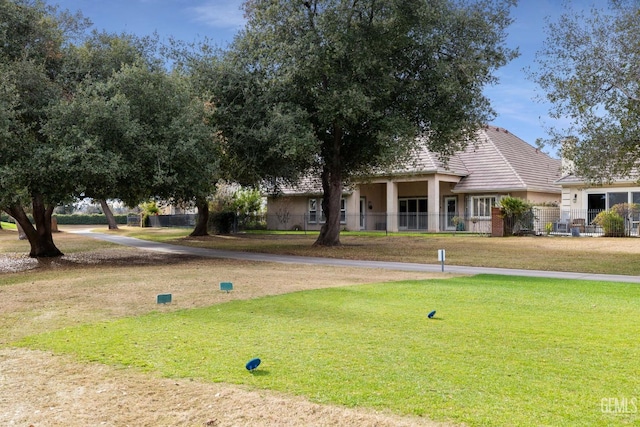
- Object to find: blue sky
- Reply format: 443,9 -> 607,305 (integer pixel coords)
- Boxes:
51,0 -> 609,158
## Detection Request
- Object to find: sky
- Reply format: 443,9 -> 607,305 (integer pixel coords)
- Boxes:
50,0 -> 609,158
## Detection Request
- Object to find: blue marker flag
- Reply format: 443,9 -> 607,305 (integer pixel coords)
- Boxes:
246,358 -> 261,371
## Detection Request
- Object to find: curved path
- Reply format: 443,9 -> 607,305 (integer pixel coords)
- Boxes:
71,229 -> 640,283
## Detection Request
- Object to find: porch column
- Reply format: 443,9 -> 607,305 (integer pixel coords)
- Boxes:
428,177 -> 440,232
346,187 -> 360,231
386,180 -> 398,232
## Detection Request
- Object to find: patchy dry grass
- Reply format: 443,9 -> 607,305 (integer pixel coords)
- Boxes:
119,227 -> 640,275
0,227 -> 448,426
16,276 -> 640,426
1,226 -> 638,426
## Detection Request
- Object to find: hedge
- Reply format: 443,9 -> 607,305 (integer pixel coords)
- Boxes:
54,214 -> 129,225
1,213 -> 128,225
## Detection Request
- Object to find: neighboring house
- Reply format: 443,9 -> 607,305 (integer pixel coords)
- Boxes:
554,172 -> 640,233
556,174 -> 640,216
266,126 -> 562,232
158,204 -> 197,215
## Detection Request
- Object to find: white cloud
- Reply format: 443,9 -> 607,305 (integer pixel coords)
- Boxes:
188,1 -> 246,29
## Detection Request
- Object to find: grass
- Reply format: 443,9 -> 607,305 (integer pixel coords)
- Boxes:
114,226 -> 640,276
1,221 -> 17,230
3,226 -> 640,424
5,224 -> 640,275
0,226 -> 119,255
15,275 -> 640,426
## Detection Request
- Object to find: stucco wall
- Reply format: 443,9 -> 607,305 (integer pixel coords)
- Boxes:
266,196 -> 315,230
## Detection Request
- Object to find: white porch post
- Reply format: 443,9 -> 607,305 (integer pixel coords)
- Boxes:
386,180 -> 398,232
346,187 -> 360,231
428,177 -> 440,232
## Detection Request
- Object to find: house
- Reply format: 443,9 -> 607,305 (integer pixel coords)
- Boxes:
266,126 -> 562,232
553,170 -> 640,233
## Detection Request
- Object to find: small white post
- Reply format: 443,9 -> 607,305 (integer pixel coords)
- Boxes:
437,249 -> 446,272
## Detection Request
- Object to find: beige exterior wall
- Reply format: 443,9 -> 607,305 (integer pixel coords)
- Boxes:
524,191 -> 562,205
266,181 -> 561,233
358,183 -> 388,231
505,191 -> 560,205
559,182 -> 640,211
397,181 -> 428,197
266,196 -> 314,230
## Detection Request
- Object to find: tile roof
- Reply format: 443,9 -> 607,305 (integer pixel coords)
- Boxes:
453,126 -> 562,194
389,136 -> 470,176
273,126 -> 562,195
555,173 -> 640,186
554,174 -> 584,185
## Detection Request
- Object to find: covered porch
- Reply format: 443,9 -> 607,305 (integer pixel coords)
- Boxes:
349,174 -> 462,232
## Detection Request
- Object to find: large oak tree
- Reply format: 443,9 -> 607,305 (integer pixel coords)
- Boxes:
0,0 -> 87,257
59,31 -> 164,230
209,0 -> 517,246
532,0 -> 640,183
46,62 -> 220,237
1,1 -> 220,256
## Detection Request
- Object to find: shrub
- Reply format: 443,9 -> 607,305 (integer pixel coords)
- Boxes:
209,211 -> 236,234
140,201 -> 160,227
610,203 -> 640,221
593,210 -> 625,237
499,196 -> 533,235
207,183 -> 265,234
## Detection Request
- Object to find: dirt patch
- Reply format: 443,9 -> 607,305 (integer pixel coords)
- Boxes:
0,348 -> 448,427
0,247 -> 456,427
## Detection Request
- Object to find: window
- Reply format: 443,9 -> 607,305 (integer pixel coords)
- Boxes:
608,192 -> 628,208
308,198 -> 346,224
309,199 -> 318,223
471,196 -> 497,218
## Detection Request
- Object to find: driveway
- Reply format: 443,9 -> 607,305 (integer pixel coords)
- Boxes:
71,229 -> 640,284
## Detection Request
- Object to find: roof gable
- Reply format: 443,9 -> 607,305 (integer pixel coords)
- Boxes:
453,127 -> 561,193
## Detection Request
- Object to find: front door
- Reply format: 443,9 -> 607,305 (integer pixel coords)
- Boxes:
359,197 -> 366,230
445,196 -> 458,230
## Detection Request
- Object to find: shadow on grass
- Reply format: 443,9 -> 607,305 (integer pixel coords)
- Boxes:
0,250 -> 204,274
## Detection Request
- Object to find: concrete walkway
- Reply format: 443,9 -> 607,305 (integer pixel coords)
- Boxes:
71,229 -> 640,284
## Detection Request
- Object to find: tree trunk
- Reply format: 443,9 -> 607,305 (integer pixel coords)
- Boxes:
99,199 -> 119,230
189,199 -> 210,237
314,127 -> 343,246
314,167 -> 343,246
7,195 -> 63,258
16,221 -> 27,240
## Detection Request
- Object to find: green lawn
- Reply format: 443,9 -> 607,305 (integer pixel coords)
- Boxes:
16,275 -> 640,426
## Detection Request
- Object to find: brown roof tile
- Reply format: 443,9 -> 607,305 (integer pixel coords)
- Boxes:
454,127 -> 561,193
274,126 -> 562,195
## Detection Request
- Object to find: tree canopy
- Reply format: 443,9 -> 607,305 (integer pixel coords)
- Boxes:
532,0 -> 640,183
208,0 -> 517,246
0,1 -> 220,256
0,0 -> 82,256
